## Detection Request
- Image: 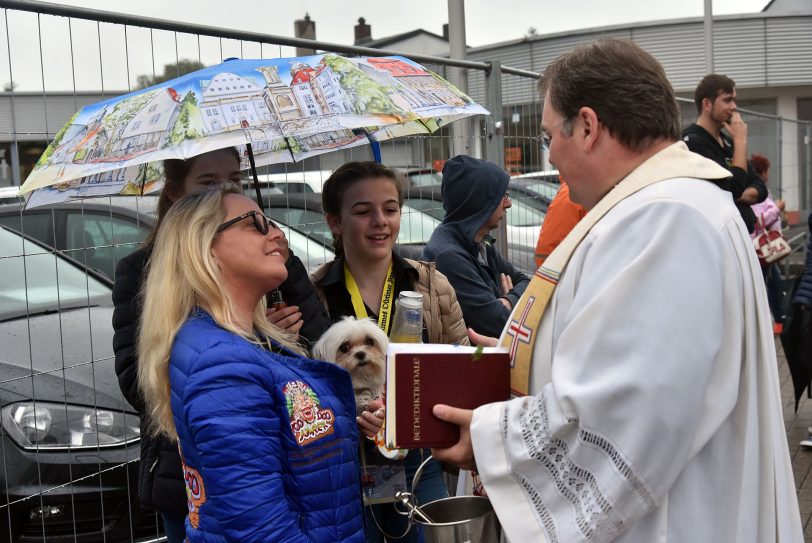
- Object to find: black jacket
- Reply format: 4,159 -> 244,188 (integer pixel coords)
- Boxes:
682,123 -> 767,233
278,250 -> 332,346
793,212 -> 812,307
112,245 -> 330,514
112,246 -> 186,515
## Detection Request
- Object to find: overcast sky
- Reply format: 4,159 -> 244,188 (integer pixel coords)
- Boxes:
1,0 -> 769,91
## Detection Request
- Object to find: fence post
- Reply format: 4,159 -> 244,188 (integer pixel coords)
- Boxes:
484,61 -> 508,257
805,123 -> 812,218
777,117 -> 783,200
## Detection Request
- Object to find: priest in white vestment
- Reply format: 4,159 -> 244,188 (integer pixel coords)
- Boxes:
431,39 -> 802,543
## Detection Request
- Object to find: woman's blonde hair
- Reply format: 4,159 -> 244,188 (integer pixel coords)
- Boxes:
137,184 -> 302,440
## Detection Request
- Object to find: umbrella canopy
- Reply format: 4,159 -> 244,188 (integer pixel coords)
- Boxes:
19,54 -> 488,208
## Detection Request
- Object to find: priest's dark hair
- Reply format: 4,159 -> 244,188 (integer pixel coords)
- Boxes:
539,38 -> 681,152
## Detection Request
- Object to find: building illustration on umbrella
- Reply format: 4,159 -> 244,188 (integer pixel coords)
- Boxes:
20,53 -> 487,205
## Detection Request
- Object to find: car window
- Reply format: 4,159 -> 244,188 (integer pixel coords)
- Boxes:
0,228 -> 110,321
64,212 -> 151,279
407,172 -> 442,187
0,210 -> 55,248
506,199 -> 546,228
398,205 -> 440,244
274,182 -> 313,194
276,225 -> 334,272
269,207 -> 331,246
523,181 -> 560,200
403,198 -> 444,221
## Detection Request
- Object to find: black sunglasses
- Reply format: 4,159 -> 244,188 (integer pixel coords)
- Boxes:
216,211 -> 279,235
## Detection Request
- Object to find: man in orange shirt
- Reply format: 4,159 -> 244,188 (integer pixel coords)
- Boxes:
534,179 -> 587,268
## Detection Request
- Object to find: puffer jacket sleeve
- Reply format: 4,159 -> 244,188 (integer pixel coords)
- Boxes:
433,268 -> 470,346
278,249 -> 332,345
794,214 -> 812,307
181,344 -> 315,543
112,247 -> 148,412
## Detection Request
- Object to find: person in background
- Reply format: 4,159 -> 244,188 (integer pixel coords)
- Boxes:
311,161 -> 467,543
422,156 -> 530,338
682,74 -> 767,233
137,184 -> 364,542
112,148 -> 330,542
749,153 -> 786,334
795,212 -> 812,448
533,178 -> 586,268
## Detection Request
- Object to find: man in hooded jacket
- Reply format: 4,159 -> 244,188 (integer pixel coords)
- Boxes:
422,155 -> 530,338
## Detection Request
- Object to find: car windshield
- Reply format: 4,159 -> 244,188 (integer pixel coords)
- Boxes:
0,228 -> 111,321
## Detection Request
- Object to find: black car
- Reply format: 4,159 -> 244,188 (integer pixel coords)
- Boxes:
0,225 -> 160,542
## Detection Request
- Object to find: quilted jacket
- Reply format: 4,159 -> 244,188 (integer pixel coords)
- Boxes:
169,310 -> 365,542
794,212 -> 812,307
311,257 -> 470,346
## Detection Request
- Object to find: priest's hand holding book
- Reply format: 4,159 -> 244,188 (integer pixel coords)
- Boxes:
431,405 -> 477,471
429,328 -> 496,471
382,327 -> 506,472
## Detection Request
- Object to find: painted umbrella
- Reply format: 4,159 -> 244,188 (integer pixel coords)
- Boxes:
19,53 -> 488,208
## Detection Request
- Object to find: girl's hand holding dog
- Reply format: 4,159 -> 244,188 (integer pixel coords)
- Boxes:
357,398 -> 385,438
266,305 -> 303,337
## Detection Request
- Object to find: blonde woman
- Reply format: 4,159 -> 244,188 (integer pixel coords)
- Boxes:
112,148 -> 330,543
138,184 -> 364,543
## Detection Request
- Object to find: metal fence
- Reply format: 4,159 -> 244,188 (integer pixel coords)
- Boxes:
0,2 -> 532,542
0,1 -> 810,542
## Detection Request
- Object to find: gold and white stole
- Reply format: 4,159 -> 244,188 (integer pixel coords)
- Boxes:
500,142 -> 730,396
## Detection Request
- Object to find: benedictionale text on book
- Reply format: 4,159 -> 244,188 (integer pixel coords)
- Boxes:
384,344 -> 510,449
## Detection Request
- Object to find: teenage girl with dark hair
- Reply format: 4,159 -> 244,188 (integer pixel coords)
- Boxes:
311,161 -> 468,542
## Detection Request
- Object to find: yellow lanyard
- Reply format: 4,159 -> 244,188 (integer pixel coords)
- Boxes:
344,262 -> 395,334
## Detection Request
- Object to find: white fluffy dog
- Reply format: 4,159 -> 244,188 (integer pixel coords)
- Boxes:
312,316 -> 388,416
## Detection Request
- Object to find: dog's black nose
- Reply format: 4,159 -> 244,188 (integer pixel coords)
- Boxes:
355,351 -> 367,361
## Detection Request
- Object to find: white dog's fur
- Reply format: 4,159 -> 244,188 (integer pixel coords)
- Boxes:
312,317 -> 388,415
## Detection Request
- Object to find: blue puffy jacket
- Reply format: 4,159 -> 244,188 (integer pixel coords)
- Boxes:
169,310 -> 365,542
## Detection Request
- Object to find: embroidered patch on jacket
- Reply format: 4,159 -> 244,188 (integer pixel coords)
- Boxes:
283,380 -> 336,446
182,462 -> 207,529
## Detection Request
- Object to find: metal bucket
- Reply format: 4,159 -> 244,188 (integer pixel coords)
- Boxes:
396,456 -> 501,543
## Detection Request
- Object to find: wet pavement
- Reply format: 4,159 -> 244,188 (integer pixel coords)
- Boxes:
778,338 -> 812,540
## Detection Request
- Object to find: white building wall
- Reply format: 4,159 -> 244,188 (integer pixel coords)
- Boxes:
778,93 -> 801,211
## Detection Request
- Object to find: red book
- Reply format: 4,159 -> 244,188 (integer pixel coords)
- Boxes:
384,344 -> 510,449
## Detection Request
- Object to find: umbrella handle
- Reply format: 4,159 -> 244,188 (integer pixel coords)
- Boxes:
360,129 -> 381,163
245,143 -> 264,212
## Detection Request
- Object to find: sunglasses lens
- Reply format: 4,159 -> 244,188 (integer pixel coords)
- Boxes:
254,213 -> 269,235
